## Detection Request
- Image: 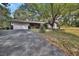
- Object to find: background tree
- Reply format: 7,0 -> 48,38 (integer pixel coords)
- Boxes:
0,3 -> 11,28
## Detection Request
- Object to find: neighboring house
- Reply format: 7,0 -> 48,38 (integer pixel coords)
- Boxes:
10,19 -> 46,30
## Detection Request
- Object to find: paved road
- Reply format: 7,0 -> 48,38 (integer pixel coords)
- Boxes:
0,30 -> 65,56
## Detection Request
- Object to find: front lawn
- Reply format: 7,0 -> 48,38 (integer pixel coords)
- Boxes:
41,29 -> 79,56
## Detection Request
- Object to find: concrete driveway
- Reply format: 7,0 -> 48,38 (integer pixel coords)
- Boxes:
0,30 -> 65,56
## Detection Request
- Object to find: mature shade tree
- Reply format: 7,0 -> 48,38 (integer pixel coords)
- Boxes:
14,3 -> 79,29
14,9 -> 28,20
49,3 -> 79,28
0,3 -> 11,28
18,3 -> 51,21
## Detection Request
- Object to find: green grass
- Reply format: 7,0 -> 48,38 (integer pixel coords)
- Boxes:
63,29 -> 79,37
41,30 -> 79,56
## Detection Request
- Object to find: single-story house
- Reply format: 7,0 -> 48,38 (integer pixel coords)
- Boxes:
9,20 -> 46,30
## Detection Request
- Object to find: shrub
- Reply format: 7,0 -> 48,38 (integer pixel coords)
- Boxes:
39,24 -> 46,33
75,20 -> 79,27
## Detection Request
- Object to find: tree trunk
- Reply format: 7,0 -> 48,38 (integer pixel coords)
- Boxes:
50,3 -> 57,29
49,14 -> 57,29
49,3 -> 61,29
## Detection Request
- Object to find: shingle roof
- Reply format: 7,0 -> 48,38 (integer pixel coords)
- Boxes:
10,19 -> 46,24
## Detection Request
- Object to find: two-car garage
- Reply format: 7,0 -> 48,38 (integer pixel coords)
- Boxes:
11,22 -> 29,30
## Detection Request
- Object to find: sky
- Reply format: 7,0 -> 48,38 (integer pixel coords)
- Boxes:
8,3 -> 22,14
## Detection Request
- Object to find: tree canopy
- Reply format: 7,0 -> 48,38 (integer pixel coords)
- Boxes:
0,3 -> 11,28
1,3 -> 79,28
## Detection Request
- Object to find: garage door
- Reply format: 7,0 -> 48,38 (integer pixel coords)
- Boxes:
12,23 -> 29,29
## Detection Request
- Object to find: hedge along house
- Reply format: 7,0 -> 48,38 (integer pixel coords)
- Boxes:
10,19 -> 46,30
